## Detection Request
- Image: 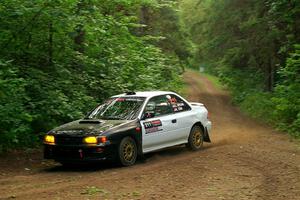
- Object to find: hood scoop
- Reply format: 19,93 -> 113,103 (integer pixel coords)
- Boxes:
79,120 -> 102,124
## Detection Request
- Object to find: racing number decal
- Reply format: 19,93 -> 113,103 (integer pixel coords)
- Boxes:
143,120 -> 163,134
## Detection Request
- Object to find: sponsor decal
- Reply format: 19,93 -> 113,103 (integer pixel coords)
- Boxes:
171,102 -> 185,112
116,97 -> 144,102
143,120 -> 163,134
125,98 -> 144,102
177,103 -> 185,107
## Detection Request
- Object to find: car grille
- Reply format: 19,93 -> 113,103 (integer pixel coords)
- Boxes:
54,147 -> 81,159
55,136 -> 83,145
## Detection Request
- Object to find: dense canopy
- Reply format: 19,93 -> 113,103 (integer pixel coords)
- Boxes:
180,0 -> 300,137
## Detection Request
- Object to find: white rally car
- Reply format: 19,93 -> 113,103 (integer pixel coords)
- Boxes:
44,91 -> 212,166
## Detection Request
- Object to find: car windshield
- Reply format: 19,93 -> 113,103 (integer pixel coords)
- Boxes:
86,97 -> 146,120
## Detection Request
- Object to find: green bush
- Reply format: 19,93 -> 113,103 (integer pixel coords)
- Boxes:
218,45 -> 300,138
240,92 -> 275,124
218,65 -> 265,104
0,60 -> 33,151
271,45 -> 300,137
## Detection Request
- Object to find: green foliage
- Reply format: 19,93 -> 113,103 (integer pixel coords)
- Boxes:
0,0 -> 184,151
222,46 -> 300,138
272,46 -> 300,136
0,60 -> 33,151
138,0 -> 193,69
218,66 -> 265,103
81,186 -> 108,196
240,92 -> 275,123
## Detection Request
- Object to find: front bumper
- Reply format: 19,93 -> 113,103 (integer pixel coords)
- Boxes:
44,144 -> 117,163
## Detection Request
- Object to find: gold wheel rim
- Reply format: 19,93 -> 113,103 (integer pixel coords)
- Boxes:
192,130 -> 202,147
123,142 -> 135,162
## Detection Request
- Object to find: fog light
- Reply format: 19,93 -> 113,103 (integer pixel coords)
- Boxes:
83,136 -> 97,144
44,135 -> 55,144
98,136 -> 107,143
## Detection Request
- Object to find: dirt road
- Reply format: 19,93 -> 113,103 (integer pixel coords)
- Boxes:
0,71 -> 300,200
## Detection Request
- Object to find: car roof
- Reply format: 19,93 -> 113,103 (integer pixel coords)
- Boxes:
112,91 -> 177,98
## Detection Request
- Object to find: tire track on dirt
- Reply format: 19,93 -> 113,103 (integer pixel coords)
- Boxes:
0,70 -> 299,200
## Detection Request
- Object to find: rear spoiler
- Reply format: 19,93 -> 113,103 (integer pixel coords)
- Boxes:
189,102 -> 204,106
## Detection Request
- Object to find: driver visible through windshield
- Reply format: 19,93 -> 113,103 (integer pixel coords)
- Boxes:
87,97 -> 146,120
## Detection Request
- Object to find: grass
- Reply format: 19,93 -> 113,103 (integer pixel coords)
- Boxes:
81,186 -> 108,196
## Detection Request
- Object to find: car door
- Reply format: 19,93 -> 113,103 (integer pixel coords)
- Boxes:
140,95 -> 178,153
167,94 -> 194,142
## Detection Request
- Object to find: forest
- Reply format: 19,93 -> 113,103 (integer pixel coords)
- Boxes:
0,0 -> 299,152
180,0 -> 300,138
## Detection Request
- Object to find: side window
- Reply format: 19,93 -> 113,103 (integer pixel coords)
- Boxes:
143,95 -> 173,119
168,94 -> 191,112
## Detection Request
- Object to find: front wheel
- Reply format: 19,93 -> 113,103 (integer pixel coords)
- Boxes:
187,125 -> 204,151
118,137 -> 137,166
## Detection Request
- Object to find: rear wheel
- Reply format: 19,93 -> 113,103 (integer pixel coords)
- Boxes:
118,137 -> 137,166
187,125 -> 204,150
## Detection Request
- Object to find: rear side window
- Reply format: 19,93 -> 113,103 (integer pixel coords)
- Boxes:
167,94 -> 191,112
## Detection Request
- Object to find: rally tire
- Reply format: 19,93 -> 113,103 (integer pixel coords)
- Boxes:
118,137 -> 138,166
187,125 -> 204,151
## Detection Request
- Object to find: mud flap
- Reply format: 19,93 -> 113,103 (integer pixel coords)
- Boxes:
204,127 -> 211,143
79,149 -> 83,159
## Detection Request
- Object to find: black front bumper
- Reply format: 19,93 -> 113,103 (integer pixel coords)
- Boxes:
44,144 -> 117,163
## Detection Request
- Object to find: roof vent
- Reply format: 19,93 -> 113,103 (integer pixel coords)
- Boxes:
125,91 -> 136,95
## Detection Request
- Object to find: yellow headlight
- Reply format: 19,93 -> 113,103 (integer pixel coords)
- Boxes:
44,135 -> 55,144
83,136 -> 97,144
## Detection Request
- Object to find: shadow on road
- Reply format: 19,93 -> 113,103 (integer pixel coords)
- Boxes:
42,161 -> 119,173
41,145 -> 213,173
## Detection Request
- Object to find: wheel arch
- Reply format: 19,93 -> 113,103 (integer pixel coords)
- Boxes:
111,130 -> 143,156
105,119 -> 143,156
192,122 -> 211,143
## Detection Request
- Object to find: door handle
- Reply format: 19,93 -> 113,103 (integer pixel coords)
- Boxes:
171,119 -> 177,123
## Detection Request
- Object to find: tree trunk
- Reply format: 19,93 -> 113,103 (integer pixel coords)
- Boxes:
138,5 -> 149,36
74,25 -> 85,53
266,57 -> 274,92
74,0 -> 85,53
48,21 -> 53,66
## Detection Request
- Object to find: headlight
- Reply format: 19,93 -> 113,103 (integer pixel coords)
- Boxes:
44,135 -> 55,144
83,136 -> 97,144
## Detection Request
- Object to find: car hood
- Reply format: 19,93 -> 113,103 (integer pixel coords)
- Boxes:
51,119 -> 130,136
